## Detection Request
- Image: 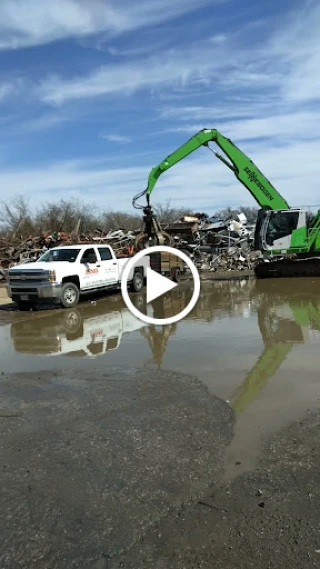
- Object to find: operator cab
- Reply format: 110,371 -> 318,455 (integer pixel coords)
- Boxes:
255,209 -> 306,252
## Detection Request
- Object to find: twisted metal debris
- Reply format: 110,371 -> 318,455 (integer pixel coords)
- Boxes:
0,212 -> 260,281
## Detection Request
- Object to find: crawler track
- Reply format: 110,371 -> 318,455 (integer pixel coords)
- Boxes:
255,257 -> 320,279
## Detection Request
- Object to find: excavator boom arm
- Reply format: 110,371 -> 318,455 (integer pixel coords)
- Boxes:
145,129 -> 289,210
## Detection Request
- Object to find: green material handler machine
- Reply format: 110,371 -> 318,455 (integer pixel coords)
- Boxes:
133,128 -> 320,278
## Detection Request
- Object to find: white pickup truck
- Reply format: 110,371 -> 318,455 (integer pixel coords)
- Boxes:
6,244 -> 150,310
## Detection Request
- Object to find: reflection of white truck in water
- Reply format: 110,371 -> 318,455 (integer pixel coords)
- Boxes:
10,303 -> 146,357
6,244 -> 149,310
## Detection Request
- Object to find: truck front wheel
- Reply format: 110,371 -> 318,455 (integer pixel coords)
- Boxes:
60,282 -> 80,308
131,270 -> 144,292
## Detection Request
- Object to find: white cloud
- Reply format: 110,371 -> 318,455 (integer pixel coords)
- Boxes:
1,0 -> 320,215
4,1 -> 317,114
0,160 -> 146,209
1,0 -> 319,115
19,113 -> 72,132
2,138 -> 320,214
102,134 -> 131,143
159,101 -> 277,121
31,2 -> 319,108
0,79 -> 24,102
36,42 -> 235,105
160,110 -> 320,142
210,34 -> 227,44
0,83 -> 13,101
0,0 -> 213,50
267,1 -> 320,102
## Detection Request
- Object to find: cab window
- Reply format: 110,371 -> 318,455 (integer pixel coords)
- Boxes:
266,211 -> 299,245
98,247 -> 112,261
80,248 -> 97,264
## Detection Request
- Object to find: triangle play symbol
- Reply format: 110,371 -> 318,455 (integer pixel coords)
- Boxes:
146,267 -> 178,304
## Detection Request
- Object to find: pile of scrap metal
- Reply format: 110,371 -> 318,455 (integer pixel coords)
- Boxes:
163,212 -> 259,271
0,228 -> 139,281
0,231 -> 81,274
0,212 -> 259,281
164,212 -> 254,244
90,229 -> 137,256
0,236 -> 48,278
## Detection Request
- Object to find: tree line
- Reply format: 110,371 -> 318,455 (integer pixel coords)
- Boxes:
0,195 -> 259,240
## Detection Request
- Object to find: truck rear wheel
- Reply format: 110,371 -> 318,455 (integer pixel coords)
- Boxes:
131,270 -> 144,292
170,267 -> 180,282
60,282 -> 80,308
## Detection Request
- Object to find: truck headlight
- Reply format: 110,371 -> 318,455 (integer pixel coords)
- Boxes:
49,270 -> 56,282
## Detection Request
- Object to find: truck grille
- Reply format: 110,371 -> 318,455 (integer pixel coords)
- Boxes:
8,270 -> 49,285
10,287 -> 38,293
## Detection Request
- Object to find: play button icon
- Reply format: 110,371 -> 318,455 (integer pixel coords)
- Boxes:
146,267 -> 178,304
120,245 -> 201,326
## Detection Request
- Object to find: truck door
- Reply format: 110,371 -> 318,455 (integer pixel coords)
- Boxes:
97,247 -> 119,286
79,247 -> 101,290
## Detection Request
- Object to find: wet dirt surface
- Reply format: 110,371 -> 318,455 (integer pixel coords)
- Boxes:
1,278 -> 320,567
108,409 -> 320,569
0,367 -> 233,569
2,278 -> 320,477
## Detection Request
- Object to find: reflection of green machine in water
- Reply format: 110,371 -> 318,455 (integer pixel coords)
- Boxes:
231,280 -> 320,413
139,289 -> 187,367
140,324 -> 177,368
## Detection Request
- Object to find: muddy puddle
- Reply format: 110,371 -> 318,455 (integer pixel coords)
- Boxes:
1,277 -> 320,478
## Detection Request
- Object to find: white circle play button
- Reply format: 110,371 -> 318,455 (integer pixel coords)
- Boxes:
120,245 -> 201,325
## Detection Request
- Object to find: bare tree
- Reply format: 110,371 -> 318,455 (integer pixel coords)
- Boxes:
0,195 -> 34,238
0,193 -> 260,242
216,206 -> 259,223
153,200 -> 193,224
35,199 -> 98,234
100,210 -> 141,231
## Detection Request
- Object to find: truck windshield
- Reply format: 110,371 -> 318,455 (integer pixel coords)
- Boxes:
38,249 -> 81,263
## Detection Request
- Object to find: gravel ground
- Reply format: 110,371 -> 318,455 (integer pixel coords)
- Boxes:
0,367 -> 234,569
0,344 -> 318,569
108,410 -> 320,569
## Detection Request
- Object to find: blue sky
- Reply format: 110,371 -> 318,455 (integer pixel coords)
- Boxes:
0,0 -> 319,214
